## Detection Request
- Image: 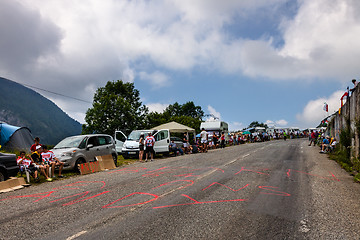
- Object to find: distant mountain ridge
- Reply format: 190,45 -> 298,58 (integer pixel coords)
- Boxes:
0,77 -> 82,145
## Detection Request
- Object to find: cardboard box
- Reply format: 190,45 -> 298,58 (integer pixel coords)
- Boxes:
0,177 -> 26,193
79,161 -> 101,175
96,155 -> 116,170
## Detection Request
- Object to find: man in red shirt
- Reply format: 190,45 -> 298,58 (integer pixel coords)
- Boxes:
308,130 -> 316,146
145,132 -> 156,162
30,137 -> 41,153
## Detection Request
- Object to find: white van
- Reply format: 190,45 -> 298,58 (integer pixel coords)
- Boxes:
120,129 -> 171,158
200,121 -> 229,141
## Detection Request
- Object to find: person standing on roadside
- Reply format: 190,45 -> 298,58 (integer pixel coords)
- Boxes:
138,133 -> 145,162
200,128 -> 208,153
308,130 -> 316,146
213,132 -> 218,149
145,132 -> 156,162
182,133 -> 189,154
220,132 -> 225,148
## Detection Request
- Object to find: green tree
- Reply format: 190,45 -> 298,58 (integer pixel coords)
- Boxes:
145,101 -> 204,131
247,121 -> 268,129
82,80 -> 148,135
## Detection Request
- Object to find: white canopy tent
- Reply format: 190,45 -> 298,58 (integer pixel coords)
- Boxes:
151,121 -> 195,133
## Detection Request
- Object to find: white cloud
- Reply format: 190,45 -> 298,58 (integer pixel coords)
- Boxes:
3,0 -> 360,125
146,103 -> 169,113
207,105 -> 221,120
265,119 -> 288,127
240,0 -> 360,81
139,71 -> 170,89
228,121 -> 244,131
296,90 -> 344,128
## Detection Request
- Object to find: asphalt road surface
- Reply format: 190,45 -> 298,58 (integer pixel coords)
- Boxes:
1,138 -> 360,240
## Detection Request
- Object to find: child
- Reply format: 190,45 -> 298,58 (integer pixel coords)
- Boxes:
17,151 -> 39,182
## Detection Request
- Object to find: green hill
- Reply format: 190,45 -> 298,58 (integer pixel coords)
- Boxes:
0,77 -> 82,145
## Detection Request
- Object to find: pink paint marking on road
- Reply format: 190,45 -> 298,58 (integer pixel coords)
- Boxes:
235,167 -> 270,176
286,169 -> 291,178
50,191 -> 110,206
329,171 -> 340,181
153,194 -> 247,209
286,169 -> 340,181
258,186 -> 291,197
108,167 -> 148,174
146,167 -> 170,173
142,172 -> 169,177
53,181 -> 107,190
152,180 -> 194,190
174,173 -> 199,178
202,182 -> 249,192
102,192 -> 159,208
0,191 -> 57,202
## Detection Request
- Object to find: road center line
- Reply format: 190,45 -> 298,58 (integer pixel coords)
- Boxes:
66,231 -> 88,240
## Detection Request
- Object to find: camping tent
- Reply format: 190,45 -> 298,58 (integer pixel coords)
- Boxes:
151,121 -> 195,133
0,122 -> 33,152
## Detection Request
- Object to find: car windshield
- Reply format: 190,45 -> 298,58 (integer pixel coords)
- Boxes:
54,136 -> 85,149
127,130 -> 150,141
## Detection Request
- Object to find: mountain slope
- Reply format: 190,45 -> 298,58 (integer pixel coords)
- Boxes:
0,77 -> 82,145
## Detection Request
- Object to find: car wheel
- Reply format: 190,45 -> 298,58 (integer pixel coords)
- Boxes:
75,158 -> 85,173
0,169 -> 6,182
112,154 -> 118,167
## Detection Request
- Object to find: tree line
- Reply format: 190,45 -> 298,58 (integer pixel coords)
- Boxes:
82,80 -> 204,136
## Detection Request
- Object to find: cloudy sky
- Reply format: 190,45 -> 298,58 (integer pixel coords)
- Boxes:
1,0 -> 358,130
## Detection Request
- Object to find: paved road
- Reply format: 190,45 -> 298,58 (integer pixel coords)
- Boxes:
1,138 -> 360,239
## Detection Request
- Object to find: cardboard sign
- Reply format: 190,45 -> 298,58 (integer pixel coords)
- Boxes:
96,155 -> 116,170
0,177 -> 26,193
79,161 -> 101,175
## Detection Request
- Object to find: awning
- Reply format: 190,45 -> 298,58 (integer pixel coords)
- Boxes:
151,121 -> 195,133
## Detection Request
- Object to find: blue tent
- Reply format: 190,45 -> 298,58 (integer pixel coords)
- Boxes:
0,122 -> 33,152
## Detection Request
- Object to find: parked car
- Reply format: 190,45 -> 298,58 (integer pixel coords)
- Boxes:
0,152 -> 19,181
121,129 -> 171,158
51,134 -> 118,171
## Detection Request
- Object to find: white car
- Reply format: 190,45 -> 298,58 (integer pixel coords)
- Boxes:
120,129 -> 170,158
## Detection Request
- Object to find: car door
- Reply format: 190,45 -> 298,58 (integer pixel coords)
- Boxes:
85,136 -> 101,162
114,131 -> 127,154
154,129 -> 170,154
97,135 -> 114,157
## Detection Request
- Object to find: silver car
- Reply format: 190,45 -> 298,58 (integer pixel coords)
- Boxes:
52,134 -> 118,170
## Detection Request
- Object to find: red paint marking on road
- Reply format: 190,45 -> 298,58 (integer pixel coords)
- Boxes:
235,167 -> 270,176
142,172 -> 169,177
258,186 -> 291,197
146,167 -> 169,173
286,169 -> 339,181
108,167 -> 148,174
153,194 -> 247,209
51,191 -> 110,206
53,181 -> 106,190
174,173 -> 199,178
152,180 -> 194,190
286,169 -> 291,178
102,192 -> 159,208
0,191 -> 57,202
329,171 -> 340,181
202,183 -> 249,192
